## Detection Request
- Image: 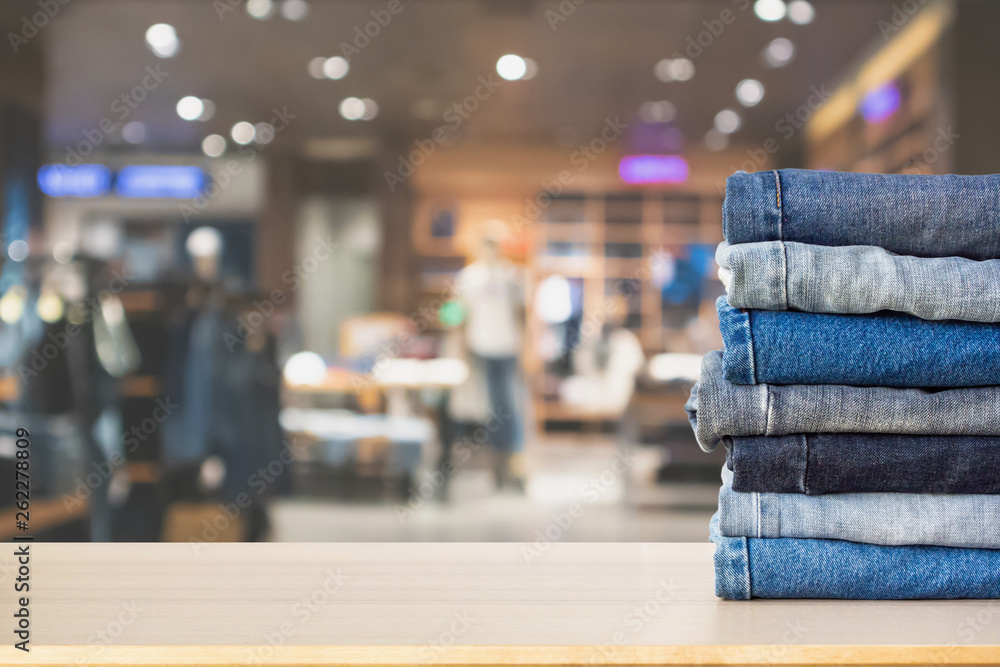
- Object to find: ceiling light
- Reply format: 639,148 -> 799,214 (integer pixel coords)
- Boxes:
176,96 -> 205,121
788,0 -> 815,24
754,0 -> 787,21
122,121 -> 147,144
714,109 -> 742,134
308,57 -> 326,79
254,122 -> 276,144
496,54 -> 527,81
202,134 -> 227,157
323,56 -> 349,80
361,98 -> 379,121
763,37 -> 795,68
231,121 -> 256,144
639,100 -> 677,124
735,79 -> 765,107
704,129 -> 729,152
281,0 -> 309,21
339,97 -> 366,121
186,226 -> 223,259
53,242 -> 75,264
197,100 -> 216,121
655,58 -> 695,82
7,240 -> 29,262
522,58 -> 539,80
246,0 -> 275,19
145,23 -> 179,58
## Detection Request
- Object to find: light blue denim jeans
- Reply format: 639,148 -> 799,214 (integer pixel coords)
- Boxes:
686,350 -> 1000,452
723,169 -> 1000,260
717,241 -> 1000,322
717,296 -> 1000,387
718,466 -> 1000,549
711,514 -> 1000,600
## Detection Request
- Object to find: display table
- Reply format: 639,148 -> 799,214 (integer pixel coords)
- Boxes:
2,542 -> 998,665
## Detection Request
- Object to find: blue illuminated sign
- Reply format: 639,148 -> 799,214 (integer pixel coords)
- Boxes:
37,164 -> 112,198
860,83 -> 901,124
116,166 -> 205,199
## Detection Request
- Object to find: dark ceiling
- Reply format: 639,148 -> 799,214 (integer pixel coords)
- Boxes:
7,0 -> 900,157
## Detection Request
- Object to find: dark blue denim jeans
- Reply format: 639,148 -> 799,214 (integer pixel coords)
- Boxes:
711,514 -> 1000,600
718,296 -> 1000,387
723,169 -> 1000,260
728,433 -> 1000,495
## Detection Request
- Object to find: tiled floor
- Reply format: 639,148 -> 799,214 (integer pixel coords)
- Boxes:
269,434 -> 718,542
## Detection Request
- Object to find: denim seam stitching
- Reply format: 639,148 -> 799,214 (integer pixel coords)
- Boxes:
763,384 -> 772,436
741,537 -> 751,598
772,170 -> 784,241
779,240 -> 789,310
746,310 -> 758,384
801,433 -> 809,495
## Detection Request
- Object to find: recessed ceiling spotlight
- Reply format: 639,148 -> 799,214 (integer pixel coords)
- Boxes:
122,121 -> 147,144
704,129 -> 729,152
714,109 -> 742,134
788,0 -> 815,24
323,56 -> 349,80
202,134 -> 227,157
231,121 -> 256,145
176,96 -> 205,121
496,54 -> 527,81
754,0 -> 787,21
281,0 -> 309,21
339,97 -> 366,121
246,0 -> 275,19
639,100 -> 677,124
145,23 -> 179,58
735,79 -> 765,107
654,58 -> 695,82
308,57 -> 326,79
763,37 -> 796,68
361,99 -> 379,121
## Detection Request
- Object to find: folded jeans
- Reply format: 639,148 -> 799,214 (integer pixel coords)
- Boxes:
711,514 -> 1000,600
727,432 -> 1000,495
722,169 -> 1000,260
718,466 -> 1000,549
717,241 -> 1000,322
717,296 -> 1000,387
686,350 -> 1000,453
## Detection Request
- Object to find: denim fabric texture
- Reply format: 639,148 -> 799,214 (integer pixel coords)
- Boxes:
722,169 -> 1000,260
710,513 -> 1000,600
717,241 -> 1000,322
686,350 -> 1000,453
728,432 -> 1000,495
717,296 -> 1000,387
718,466 -> 1000,548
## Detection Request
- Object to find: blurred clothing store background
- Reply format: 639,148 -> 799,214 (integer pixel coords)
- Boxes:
1,0 -> 997,542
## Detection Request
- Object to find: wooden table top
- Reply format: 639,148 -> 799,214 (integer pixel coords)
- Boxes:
2,542 -> 998,665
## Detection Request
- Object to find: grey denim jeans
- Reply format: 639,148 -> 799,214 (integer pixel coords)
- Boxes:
687,351 -> 1000,452
717,241 -> 1000,322
718,466 -> 1000,549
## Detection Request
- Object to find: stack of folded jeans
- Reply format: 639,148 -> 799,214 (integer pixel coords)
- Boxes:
686,168 -> 1000,600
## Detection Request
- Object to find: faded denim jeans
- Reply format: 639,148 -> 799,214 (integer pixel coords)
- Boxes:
717,241 -> 1000,322
717,296 -> 1000,387
718,466 -> 1000,549
723,169 -> 1000,260
711,514 -> 1000,600
728,432 -> 1000,495
686,351 -> 1000,452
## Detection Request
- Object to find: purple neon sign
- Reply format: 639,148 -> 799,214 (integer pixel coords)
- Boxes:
618,155 -> 689,184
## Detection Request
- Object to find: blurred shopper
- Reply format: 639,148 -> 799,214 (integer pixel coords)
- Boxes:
454,232 -> 526,490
